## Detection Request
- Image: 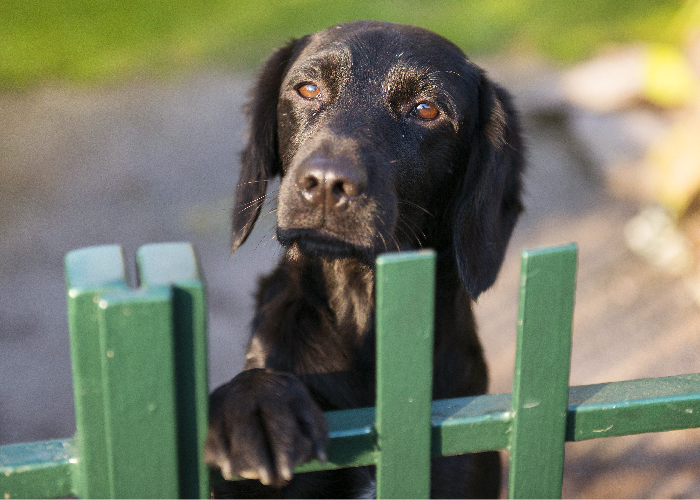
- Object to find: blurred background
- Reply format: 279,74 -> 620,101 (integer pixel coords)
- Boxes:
1,0 -> 700,497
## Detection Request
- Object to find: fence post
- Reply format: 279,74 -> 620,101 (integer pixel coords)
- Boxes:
64,242 -> 208,499
375,250 -> 436,499
65,245 -> 130,498
508,244 -> 577,499
137,243 -> 210,499
97,286 -> 181,498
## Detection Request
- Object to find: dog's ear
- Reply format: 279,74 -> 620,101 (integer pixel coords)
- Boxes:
452,73 -> 524,298
232,40 -> 300,251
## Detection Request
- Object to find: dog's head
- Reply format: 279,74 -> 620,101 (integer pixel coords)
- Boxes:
232,20 -> 524,298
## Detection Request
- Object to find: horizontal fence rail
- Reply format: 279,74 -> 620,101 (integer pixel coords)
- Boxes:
1,242 -> 699,499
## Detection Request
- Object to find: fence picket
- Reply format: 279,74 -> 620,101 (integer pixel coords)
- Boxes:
98,287 -> 180,498
137,243 -> 210,499
375,250 -> 435,499
508,244 -> 577,498
65,245 -> 129,498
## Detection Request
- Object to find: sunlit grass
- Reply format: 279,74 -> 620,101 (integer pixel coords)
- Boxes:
0,0 -> 685,89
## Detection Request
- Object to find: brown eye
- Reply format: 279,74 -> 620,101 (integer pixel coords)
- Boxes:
413,103 -> 439,120
297,83 -> 321,100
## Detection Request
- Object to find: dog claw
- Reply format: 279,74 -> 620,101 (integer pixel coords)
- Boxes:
258,468 -> 272,487
280,465 -> 293,482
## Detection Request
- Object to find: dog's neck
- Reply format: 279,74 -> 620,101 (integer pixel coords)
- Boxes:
285,246 -> 466,336
319,256 -> 375,335
289,251 -> 375,334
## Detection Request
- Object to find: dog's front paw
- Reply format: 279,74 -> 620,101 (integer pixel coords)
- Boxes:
204,368 -> 328,488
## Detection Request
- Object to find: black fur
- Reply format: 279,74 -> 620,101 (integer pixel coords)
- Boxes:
206,20 -> 524,498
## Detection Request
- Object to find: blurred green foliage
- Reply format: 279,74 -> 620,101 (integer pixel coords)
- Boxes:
0,0 -> 686,89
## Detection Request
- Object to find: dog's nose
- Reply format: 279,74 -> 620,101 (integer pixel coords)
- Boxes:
296,158 -> 367,210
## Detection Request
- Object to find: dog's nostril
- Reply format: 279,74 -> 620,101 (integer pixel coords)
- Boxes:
301,174 -> 320,192
299,173 -> 323,206
332,179 -> 359,198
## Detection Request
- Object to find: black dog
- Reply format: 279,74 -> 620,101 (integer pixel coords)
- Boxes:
205,20 -> 524,498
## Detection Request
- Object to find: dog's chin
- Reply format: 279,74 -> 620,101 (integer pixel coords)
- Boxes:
277,228 -> 374,262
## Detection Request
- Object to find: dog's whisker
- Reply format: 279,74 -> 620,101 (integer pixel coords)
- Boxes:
397,215 -> 426,247
235,190 -> 279,217
261,208 -> 277,220
397,200 -> 435,218
398,213 -> 426,236
235,196 -> 268,215
238,188 -> 278,203
431,69 -> 470,85
393,224 -> 415,250
235,179 -> 271,188
259,201 -> 280,222
252,225 -> 280,252
390,234 -> 402,252
377,231 -> 389,253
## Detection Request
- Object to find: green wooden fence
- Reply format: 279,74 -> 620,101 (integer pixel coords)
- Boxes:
1,242 -> 699,498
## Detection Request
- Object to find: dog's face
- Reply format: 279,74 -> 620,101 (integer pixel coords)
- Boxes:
275,22 -> 479,259
234,21 -> 524,297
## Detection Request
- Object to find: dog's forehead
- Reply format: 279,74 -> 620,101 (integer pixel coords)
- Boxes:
297,21 -> 473,76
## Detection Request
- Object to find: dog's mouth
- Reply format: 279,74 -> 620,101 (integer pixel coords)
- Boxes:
277,227 -> 373,261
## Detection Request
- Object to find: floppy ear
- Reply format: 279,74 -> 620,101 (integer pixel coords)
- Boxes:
452,73 -> 525,298
232,40 -> 299,251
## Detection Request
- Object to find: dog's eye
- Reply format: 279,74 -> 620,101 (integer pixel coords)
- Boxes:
297,83 -> 321,100
412,103 -> 439,120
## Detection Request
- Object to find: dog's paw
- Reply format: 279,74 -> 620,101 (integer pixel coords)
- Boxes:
204,368 -> 328,488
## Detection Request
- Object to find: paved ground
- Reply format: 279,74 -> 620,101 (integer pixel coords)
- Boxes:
1,64 -> 699,497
